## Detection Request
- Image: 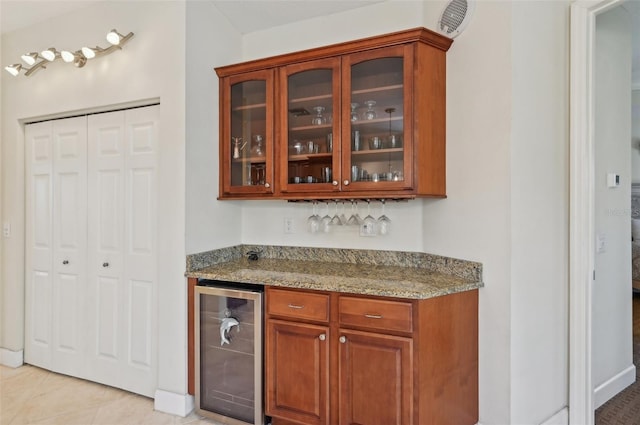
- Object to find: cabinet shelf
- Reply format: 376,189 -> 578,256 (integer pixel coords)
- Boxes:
288,152 -> 332,162
290,123 -> 333,132
352,84 -> 403,96
232,156 -> 267,163
289,93 -> 332,104
232,103 -> 266,112
351,148 -> 403,159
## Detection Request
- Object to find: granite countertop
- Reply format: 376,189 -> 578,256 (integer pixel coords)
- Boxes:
185,245 -> 483,300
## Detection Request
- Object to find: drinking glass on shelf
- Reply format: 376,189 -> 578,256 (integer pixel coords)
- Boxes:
377,200 -> 391,235
311,106 -> 327,125
307,201 -> 320,234
350,103 -> 359,122
252,135 -> 264,157
363,100 -> 377,120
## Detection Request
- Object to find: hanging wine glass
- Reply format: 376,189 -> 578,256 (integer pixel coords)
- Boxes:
347,200 -> 363,226
339,201 -> 348,225
362,200 -> 377,235
321,202 -> 332,233
330,200 -> 343,226
307,201 -> 320,234
350,103 -> 359,122
363,100 -> 377,120
377,199 -> 391,235
311,106 -> 327,125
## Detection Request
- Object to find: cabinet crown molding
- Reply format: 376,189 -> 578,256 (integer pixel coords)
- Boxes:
215,27 -> 453,78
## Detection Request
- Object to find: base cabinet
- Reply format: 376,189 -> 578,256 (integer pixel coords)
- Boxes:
265,287 -> 478,425
339,330 -> 413,425
266,320 -> 329,425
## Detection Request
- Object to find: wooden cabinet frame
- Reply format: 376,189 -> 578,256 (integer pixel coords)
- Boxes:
215,27 -> 453,201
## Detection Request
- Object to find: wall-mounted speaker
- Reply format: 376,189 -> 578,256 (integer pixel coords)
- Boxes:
438,0 -> 475,38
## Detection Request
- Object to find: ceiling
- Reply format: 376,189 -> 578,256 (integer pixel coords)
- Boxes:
0,0 -> 639,85
0,0 -> 384,35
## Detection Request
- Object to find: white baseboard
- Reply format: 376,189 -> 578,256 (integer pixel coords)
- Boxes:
0,348 -> 24,368
473,407 -> 569,425
594,364 -> 637,409
540,407 -> 569,425
153,389 -> 194,417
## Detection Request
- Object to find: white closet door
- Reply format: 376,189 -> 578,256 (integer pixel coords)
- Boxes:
87,105 -> 158,397
51,117 -> 88,377
25,121 -> 55,369
25,117 -> 87,377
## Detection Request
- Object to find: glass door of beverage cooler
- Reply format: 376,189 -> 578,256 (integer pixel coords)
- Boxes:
195,283 -> 264,425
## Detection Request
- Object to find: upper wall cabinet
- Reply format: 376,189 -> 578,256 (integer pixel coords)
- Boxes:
215,27 -> 453,200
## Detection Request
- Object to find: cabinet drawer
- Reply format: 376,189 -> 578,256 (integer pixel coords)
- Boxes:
267,288 -> 330,323
339,296 -> 413,333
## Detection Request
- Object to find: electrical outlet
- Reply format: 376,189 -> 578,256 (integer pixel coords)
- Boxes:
284,217 -> 295,234
3,222 -> 10,238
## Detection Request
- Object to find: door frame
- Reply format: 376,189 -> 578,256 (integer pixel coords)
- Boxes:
569,1 -> 625,424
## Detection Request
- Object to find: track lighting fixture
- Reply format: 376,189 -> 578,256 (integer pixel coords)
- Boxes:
40,47 -> 59,62
21,52 -> 39,66
4,29 -> 134,77
4,64 -> 23,76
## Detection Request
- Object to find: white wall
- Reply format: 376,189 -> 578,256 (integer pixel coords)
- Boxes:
593,5 -> 634,404
510,1 -> 570,423
233,1 -> 573,424
185,1 -> 243,255
1,0 -> 187,397
422,1 -> 513,422
632,89 -> 640,183
236,0 -> 429,253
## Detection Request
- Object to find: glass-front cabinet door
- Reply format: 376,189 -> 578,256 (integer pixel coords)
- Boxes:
220,69 -> 274,197
279,58 -> 340,195
341,45 -> 413,192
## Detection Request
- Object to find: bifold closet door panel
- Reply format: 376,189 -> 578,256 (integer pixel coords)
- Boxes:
25,116 -> 88,379
25,121 -> 55,370
86,110 -> 126,387
87,105 -> 159,397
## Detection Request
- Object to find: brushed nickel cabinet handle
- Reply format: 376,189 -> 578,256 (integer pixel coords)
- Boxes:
343,180 -> 350,186
102,262 -> 110,268
332,180 -> 338,186
364,314 -> 383,319
287,304 -> 304,309
264,182 -> 270,188
339,336 -> 346,343
62,260 -> 69,265
319,334 -> 326,341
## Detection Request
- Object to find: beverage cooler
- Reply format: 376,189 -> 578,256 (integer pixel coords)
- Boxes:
195,280 -> 264,425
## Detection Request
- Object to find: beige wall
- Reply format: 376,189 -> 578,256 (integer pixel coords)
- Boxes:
1,0 -> 187,395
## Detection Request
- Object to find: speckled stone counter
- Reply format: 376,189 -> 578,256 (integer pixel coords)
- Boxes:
185,245 -> 483,299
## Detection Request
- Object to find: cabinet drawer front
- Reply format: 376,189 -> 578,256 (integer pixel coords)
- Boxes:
339,296 -> 413,333
267,288 -> 330,322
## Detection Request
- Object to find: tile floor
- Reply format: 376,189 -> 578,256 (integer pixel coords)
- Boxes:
0,365 -> 222,425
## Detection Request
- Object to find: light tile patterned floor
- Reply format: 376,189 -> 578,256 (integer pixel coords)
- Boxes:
0,365 -> 221,425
